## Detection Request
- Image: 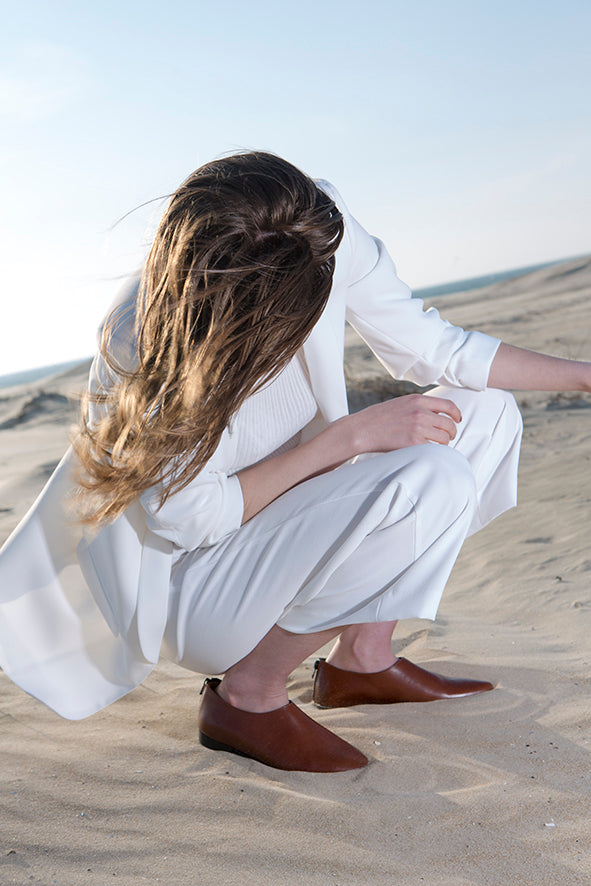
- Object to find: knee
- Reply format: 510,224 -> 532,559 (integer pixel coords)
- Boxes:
441,386 -> 523,445
397,445 -> 478,541
422,444 -> 477,504
384,444 -> 477,514
428,384 -> 523,437
481,387 -> 523,438
463,388 -> 523,441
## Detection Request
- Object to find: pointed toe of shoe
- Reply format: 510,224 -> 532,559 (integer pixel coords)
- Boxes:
313,658 -> 494,708
198,678 -> 368,772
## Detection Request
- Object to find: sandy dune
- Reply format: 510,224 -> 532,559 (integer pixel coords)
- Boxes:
1,257 -> 590,885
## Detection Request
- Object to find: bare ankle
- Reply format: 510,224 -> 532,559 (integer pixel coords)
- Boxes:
217,674 -> 289,713
325,649 -> 397,673
326,625 -> 398,673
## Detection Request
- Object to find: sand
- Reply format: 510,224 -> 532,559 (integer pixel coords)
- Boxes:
1,257 -> 590,885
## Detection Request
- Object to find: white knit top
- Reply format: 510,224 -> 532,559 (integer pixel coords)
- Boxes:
226,352 -> 318,473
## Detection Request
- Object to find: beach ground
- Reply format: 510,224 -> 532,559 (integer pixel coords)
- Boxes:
1,257 -> 590,885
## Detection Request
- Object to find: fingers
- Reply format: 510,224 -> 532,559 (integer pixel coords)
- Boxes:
431,412 -> 459,443
354,392 -> 463,453
425,427 -> 455,445
423,396 -> 463,424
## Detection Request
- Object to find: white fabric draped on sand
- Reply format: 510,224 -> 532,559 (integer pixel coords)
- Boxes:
0,450 -> 173,719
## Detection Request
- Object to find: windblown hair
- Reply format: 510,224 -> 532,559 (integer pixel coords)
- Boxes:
74,152 -> 344,525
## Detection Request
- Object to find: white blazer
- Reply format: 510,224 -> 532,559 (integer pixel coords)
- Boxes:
0,183 -> 500,719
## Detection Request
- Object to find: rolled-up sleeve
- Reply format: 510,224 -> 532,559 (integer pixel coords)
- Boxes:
343,210 -> 501,390
140,471 -> 244,551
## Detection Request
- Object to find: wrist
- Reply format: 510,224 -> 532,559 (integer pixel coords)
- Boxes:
327,413 -> 364,461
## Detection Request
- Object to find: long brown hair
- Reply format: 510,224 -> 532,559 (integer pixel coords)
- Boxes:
74,152 -> 344,525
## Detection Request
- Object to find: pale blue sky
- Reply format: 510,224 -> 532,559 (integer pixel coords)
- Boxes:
1,0 -> 590,374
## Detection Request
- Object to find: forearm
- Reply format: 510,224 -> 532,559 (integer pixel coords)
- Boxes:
487,343 -> 591,392
237,418 -> 356,523
238,392 -> 465,522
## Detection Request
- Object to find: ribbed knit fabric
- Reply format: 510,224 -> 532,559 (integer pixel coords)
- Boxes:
228,354 -> 318,472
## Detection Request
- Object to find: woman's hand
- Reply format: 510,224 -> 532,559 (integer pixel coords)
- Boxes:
340,393 -> 462,456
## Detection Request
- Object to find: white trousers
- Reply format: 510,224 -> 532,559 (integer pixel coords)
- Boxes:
164,387 -> 523,675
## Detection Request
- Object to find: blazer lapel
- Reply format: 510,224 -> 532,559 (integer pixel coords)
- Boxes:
302,296 -> 349,423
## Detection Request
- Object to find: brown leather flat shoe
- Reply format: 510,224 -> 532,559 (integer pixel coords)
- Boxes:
313,658 -> 494,708
198,678 -> 368,772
